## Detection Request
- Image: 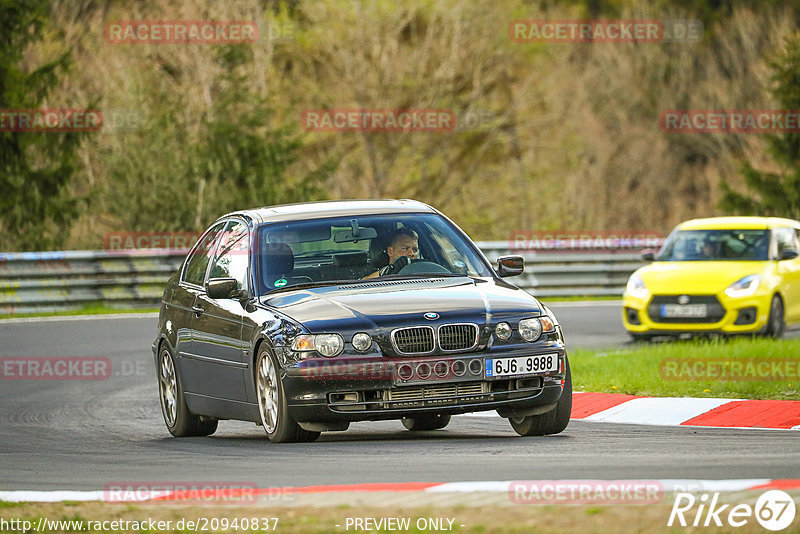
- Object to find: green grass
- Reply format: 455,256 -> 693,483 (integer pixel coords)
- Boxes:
570,337 -> 800,400
0,303 -> 159,320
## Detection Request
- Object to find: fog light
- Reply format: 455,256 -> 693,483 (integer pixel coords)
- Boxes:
417,363 -> 432,379
397,364 -> 413,381
468,359 -> 483,375
451,360 -> 467,377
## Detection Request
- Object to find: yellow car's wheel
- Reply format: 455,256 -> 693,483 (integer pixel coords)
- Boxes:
764,295 -> 785,339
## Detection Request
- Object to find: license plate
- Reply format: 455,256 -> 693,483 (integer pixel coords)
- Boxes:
485,354 -> 559,378
661,304 -> 708,318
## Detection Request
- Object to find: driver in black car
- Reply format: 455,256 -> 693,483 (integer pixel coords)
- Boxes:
364,228 -> 419,278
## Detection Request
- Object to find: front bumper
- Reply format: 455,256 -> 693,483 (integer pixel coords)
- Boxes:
281,347 -> 567,423
622,292 -> 771,335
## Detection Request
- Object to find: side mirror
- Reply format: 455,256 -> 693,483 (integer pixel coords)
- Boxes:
206,278 -> 240,299
496,255 -> 524,278
641,249 -> 656,261
780,249 -> 799,261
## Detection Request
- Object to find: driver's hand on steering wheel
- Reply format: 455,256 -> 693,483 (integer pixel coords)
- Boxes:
382,255 -> 411,276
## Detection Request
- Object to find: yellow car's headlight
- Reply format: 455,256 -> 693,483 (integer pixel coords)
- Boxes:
626,273 -> 649,299
724,274 -> 761,298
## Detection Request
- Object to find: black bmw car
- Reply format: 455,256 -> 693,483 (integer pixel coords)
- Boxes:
153,200 -> 571,442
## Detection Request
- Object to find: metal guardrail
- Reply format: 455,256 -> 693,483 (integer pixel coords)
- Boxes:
0,243 -> 645,315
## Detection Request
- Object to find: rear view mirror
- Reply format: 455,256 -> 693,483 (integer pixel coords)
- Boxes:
334,227 -> 378,243
496,255 -> 524,277
780,249 -> 799,260
641,249 -> 656,261
206,278 -> 239,299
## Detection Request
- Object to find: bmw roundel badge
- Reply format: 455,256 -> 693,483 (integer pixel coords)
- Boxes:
424,312 -> 439,320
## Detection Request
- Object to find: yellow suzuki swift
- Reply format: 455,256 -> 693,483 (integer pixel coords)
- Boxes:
623,217 -> 800,340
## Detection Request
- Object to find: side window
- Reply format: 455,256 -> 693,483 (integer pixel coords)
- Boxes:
208,220 -> 250,290
182,223 -> 225,286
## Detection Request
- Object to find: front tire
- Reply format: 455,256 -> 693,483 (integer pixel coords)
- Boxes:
256,347 -> 320,443
158,345 -> 218,437
764,295 -> 785,339
402,414 -> 451,431
509,358 -> 572,436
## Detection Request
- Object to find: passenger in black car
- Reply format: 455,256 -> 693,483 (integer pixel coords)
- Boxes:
363,228 -> 419,279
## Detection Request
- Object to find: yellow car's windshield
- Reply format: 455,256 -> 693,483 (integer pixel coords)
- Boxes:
657,229 -> 769,261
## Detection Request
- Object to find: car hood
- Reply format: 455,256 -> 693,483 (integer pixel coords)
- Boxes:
636,261 -> 766,294
258,277 -> 541,332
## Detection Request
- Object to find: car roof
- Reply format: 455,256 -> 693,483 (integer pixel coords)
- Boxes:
218,199 -> 437,225
676,216 -> 800,231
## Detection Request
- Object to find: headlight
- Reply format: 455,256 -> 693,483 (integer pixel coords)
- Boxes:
495,322 -> 512,340
626,273 -> 649,299
519,317 -> 550,342
291,334 -> 344,357
724,274 -> 762,298
351,333 -> 372,352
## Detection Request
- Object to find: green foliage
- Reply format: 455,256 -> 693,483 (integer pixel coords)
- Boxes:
721,35 -> 800,218
195,46 -> 331,218
100,45 -> 332,234
0,0 -> 86,251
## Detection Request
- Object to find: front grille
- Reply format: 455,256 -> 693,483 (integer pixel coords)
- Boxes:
392,327 -> 435,354
648,295 -> 726,323
439,324 -> 479,351
391,323 -> 480,355
386,382 -> 485,401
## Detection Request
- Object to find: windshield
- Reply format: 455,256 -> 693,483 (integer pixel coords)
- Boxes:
656,229 -> 770,261
255,213 -> 493,294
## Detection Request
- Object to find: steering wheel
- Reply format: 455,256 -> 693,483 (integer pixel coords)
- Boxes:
393,258 -> 452,275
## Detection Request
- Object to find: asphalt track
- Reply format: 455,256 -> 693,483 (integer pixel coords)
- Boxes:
0,305 -> 798,491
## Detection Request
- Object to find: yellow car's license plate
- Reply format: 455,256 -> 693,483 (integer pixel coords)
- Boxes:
661,304 -> 708,318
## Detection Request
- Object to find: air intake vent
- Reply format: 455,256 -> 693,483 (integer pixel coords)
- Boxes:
353,278 -> 446,289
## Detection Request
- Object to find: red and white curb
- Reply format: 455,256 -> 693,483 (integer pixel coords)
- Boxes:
568,392 -> 800,430
1,480 -> 799,503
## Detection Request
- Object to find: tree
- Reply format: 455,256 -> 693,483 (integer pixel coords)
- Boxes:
0,0 -> 86,250
721,35 -> 800,218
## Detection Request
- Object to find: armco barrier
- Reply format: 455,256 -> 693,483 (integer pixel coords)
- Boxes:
0,243 -> 647,315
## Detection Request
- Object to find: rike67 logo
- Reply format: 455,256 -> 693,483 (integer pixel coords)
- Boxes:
668,490 -> 796,531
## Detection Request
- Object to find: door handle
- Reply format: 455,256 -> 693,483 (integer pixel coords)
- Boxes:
192,305 -> 205,316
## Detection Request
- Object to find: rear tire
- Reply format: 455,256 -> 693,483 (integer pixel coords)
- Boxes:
256,347 -> 320,443
158,345 -> 218,437
401,414 -> 451,431
509,357 -> 572,436
764,295 -> 785,339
